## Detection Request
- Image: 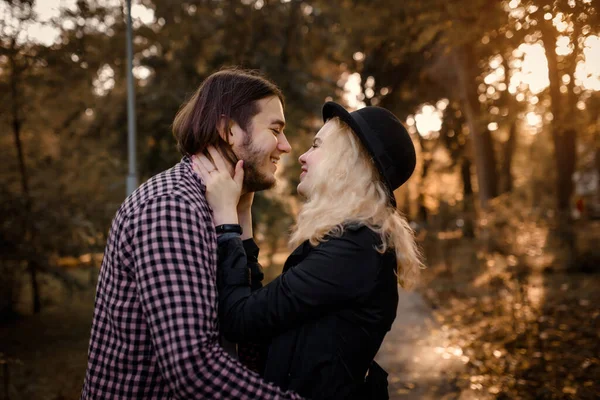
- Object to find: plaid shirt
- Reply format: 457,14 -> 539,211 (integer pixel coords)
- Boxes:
81,157 -> 302,399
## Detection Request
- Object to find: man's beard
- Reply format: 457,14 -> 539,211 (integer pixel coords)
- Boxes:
237,137 -> 276,193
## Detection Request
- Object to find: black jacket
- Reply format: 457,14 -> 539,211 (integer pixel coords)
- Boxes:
217,225 -> 399,399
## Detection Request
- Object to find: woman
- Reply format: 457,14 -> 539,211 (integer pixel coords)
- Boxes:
194,102 -> 423,399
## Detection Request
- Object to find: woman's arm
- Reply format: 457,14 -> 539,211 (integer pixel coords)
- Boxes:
217,228 -> 381,343
218,236 -> 268,373
217,236 -> 263,290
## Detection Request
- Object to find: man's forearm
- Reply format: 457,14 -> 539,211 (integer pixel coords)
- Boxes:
163,337 -> 301,399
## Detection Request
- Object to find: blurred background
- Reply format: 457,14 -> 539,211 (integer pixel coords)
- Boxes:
0,0 -> 599,399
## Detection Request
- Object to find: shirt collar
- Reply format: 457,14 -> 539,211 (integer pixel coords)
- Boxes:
182,155 -> 206,191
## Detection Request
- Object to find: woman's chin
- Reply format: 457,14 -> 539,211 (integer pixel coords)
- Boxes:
296,184 -> 307,198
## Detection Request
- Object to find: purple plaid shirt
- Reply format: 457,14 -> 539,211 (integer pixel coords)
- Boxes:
81,157 -> 302,399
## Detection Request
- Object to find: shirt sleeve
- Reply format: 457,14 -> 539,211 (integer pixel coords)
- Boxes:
131,195 -> 303,400
217,229 -> 382,343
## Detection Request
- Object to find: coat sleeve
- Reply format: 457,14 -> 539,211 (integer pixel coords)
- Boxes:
235,239 -> 269,373
217,228 -> 382,342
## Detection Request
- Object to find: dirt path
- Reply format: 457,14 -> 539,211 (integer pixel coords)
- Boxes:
375,290 -> 473,400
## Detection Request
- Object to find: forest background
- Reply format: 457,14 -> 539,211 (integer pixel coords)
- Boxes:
1,0 -> 599,399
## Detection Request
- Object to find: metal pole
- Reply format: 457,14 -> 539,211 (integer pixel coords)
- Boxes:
126,0 -> 138,196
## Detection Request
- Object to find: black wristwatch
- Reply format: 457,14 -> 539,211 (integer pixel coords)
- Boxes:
215,224 -> 243,235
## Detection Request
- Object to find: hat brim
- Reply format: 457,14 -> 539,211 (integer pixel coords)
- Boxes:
322,101 -> 397,207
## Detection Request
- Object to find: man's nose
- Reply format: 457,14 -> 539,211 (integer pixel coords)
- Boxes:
278,132 -> 292,153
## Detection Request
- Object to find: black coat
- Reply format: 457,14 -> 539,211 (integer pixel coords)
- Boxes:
217,225 -> 399,399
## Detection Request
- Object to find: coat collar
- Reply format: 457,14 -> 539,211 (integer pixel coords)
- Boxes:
283,241 -> 312,272
282,222 -> 366,272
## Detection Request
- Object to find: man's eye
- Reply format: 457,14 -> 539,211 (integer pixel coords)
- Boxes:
271,129 -> 280,135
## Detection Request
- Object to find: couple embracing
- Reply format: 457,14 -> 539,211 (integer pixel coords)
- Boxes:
81,68 -> 422,400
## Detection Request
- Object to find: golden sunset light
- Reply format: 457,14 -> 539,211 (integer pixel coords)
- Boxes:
1,1 -> 599,399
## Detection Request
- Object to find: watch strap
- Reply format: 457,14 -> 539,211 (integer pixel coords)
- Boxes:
215,224 -> 243,235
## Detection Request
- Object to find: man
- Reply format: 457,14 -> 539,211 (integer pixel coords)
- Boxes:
81,68 -> 300,399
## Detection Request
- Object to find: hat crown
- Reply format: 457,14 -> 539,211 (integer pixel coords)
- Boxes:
322,102 -> 417,206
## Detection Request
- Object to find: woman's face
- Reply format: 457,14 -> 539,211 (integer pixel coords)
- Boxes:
296,121 -> 334,198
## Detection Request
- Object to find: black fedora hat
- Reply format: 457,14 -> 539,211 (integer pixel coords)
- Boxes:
322,101 -> 416,207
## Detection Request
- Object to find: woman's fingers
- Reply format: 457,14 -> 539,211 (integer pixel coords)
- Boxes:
197,153 -> 217,173
192,154 -> 212,181
207,146 -> 228,172
233,160 -> 244,188
191,151 -> 242,224
192,150 -> 243,196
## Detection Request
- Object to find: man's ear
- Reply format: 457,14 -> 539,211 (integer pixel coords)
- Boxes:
220,117 -> 246,147
216,116 -> 231,142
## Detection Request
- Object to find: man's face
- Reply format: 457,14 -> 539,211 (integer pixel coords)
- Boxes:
231,96 -> 291,192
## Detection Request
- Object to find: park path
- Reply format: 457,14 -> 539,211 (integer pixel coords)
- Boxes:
374,290 -> 474,400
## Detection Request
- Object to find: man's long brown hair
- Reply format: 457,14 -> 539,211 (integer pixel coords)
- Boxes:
172,67 -> 284,164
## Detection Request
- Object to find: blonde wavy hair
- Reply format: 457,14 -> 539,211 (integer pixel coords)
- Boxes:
289,117 -> 424,288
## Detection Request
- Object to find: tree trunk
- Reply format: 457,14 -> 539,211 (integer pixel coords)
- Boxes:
540,19 -> 578,268
10,52 -> 29,199
279,0 -> 301,71
3,362 -> 10,400
498,53 -> 517,195
554,129 -> 577,211
499,119 -> 517,194
595,145 -> 600,214
461,158 -> 473,201
415,135 -> 432,226
453,45 -> 498,210
9,40 -> 41,314
461,158 -> 476,238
